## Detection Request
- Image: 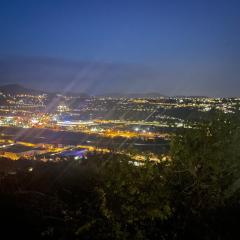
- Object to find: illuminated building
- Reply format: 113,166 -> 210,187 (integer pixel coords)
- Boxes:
0,144 -> 48,160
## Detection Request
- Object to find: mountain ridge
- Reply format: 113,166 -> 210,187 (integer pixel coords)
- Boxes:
0,84 -> 167,98
0,84 -> 41,95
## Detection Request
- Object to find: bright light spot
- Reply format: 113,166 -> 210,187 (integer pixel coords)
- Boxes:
31,118 -> 39,124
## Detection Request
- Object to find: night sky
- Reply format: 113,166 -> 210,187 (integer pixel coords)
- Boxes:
0,0 -> 240,96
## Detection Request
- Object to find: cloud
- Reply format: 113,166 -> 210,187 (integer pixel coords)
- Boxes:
0,56 -> 239,97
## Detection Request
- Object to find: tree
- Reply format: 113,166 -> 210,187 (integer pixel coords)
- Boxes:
75,155 -> 172,240
167,113 -> 240,238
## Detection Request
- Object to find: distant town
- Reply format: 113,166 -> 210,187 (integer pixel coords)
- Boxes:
0,84 -> 239,163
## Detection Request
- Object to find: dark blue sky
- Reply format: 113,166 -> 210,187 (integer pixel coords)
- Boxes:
0,0 -> 240,96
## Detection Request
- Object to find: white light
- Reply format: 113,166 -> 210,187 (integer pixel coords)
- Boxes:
31,118 -> 39,124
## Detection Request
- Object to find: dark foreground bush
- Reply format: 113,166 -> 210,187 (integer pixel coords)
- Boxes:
0,114 -> 240,239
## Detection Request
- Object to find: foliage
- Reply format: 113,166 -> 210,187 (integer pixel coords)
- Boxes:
0,113 -> 240,239
167,113 -> 240,238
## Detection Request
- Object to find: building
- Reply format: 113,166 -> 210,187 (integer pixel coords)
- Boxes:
0,144 -> 47,160
59,148 -> 87,159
